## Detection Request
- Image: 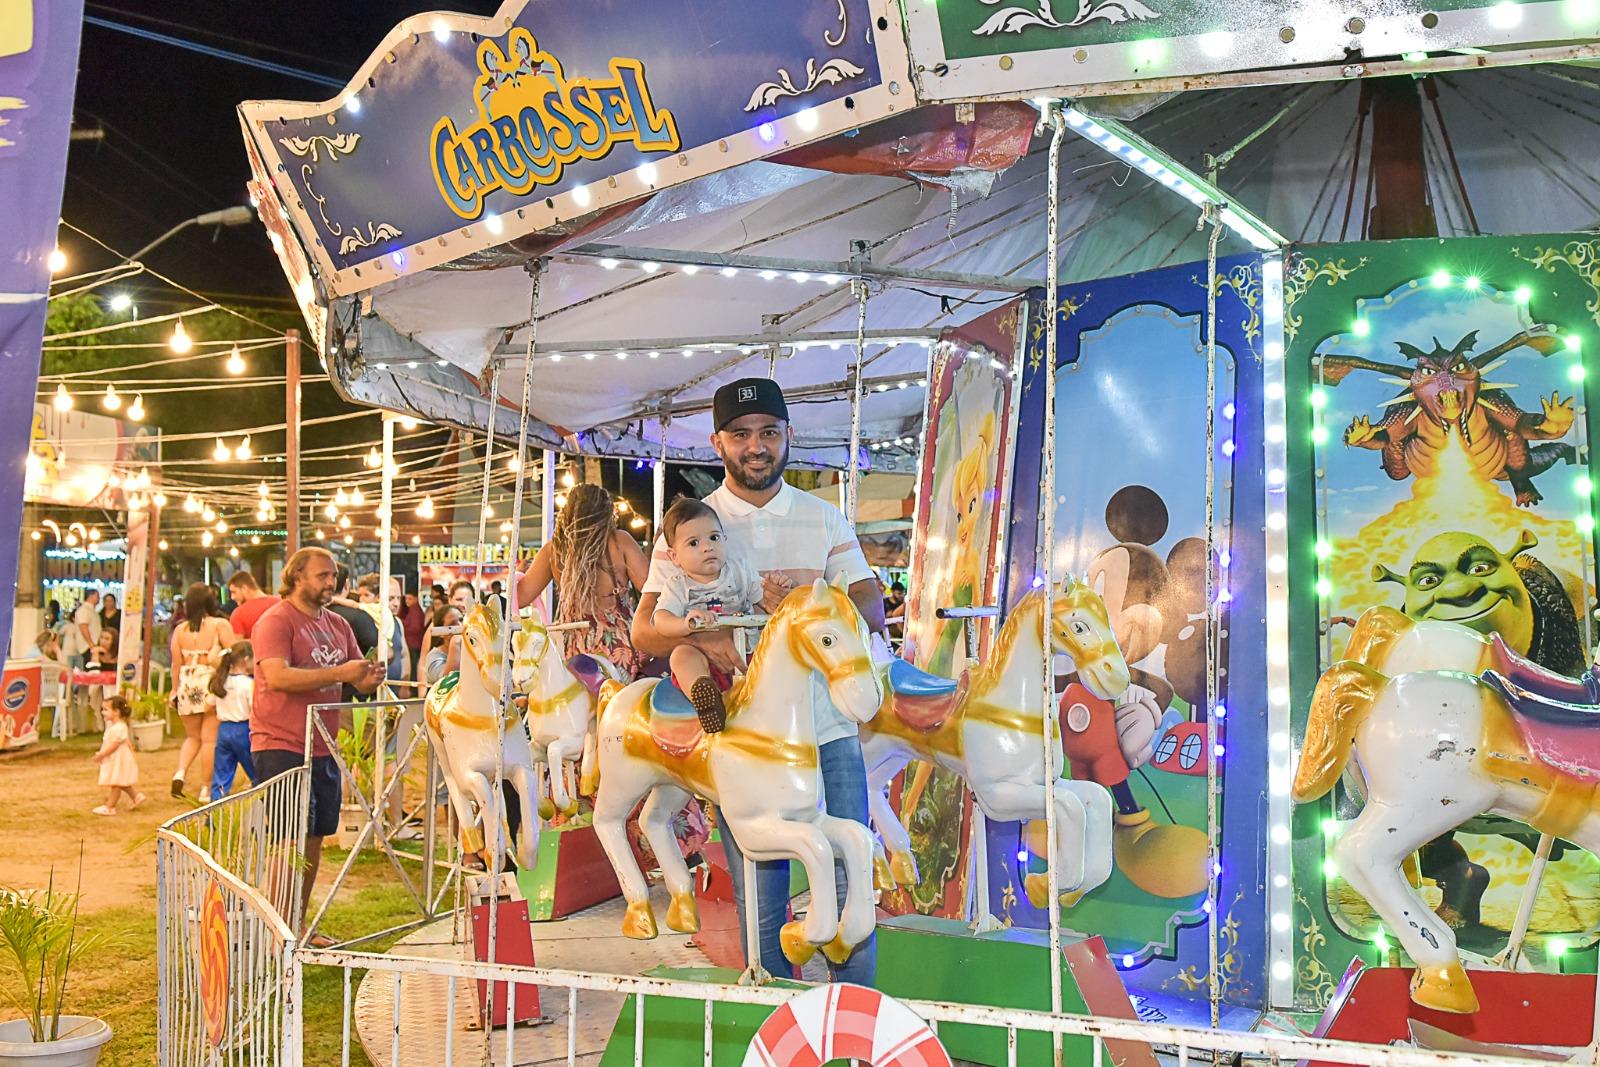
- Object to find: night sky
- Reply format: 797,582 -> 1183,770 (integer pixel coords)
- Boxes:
61,2 -> 501,306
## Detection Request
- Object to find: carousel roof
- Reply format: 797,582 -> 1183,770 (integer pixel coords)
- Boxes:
241,0 -> 1600,469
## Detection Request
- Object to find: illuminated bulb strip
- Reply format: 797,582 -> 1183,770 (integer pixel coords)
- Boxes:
1259,253 -> 1296,1005
1060,107 -> 1283,251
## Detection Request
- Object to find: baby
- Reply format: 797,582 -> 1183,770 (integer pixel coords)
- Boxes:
652,497 -> 762,733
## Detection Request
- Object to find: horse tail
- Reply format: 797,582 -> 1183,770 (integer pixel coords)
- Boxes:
583,678 -> 626,796
1293,660 -> 1387,803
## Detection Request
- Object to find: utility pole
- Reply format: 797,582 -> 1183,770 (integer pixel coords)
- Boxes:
286,329 -> 301,554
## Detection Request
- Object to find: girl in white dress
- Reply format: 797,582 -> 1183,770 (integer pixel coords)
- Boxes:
92,695 -> 145,815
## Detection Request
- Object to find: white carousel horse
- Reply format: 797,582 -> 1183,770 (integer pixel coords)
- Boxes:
423,602 -> 541,873
508,614 -> 625,819
590,577 -> 885,973
861,577 -> 1126,909
1295,611 -> 1600,1014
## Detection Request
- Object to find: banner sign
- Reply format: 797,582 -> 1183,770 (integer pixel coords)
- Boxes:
27,404 -> 159,508
240,0 -> 913,297
0,0 -> 86,661
903,0 -> 1598,101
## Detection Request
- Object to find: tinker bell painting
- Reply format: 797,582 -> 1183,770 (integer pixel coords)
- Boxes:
886,301 -> 1021,918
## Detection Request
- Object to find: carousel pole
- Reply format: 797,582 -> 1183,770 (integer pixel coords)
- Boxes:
653,416 -> 668,534
1041,103 -> 1066,1065
374,411 -> 395,833
487,258 -> 545,1037
472,364 -> 503,592
1203,204 -> 1225,1044
846,278 -> 868,524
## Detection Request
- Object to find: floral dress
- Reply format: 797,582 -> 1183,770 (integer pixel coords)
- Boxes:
172,617 -> 229,717
558,552 -> 651,679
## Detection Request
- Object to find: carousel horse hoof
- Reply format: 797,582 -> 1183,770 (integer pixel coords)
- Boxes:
780,920 -> 820,966
559,796 -> 580,816
872,853 -> 896,892
1059,887 -> 1087,909
1113,809 -> 1209,899
889,851 -> 919,887
580,768 -> 600,797
537,796 -> 556,821
621,899 -> 659,940
461,825 -> 486,854
1410,961 -> 1480,1014
666,889 -> 700,934
820,931 -> 856,967
1024,872 -> 1051,910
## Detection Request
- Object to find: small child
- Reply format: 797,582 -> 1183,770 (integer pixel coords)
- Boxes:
652,497 -> 763,733
207,640 -> 256,799
91,695 -> 144,815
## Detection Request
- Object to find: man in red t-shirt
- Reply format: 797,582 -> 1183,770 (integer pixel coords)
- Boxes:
227,570 -> 280,639
252,547 -> 385,929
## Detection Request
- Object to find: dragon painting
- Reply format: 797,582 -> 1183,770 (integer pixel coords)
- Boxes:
1323,325 -> 1575,505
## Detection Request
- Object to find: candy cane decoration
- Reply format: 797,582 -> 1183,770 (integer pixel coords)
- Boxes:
742,984 -> 952,1067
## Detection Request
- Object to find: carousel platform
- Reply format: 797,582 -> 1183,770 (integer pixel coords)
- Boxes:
352,885 -> 711,1066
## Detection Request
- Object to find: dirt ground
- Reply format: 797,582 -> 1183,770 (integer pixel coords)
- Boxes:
0,730 -> 192,911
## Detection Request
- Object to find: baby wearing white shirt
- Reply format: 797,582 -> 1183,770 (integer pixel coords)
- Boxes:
651,497 -> 763,733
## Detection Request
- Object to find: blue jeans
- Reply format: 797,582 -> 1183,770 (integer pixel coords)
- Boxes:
719,735 -> 877,986
211,721 -> 256,798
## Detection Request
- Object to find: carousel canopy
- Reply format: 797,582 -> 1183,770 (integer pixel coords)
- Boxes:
240,0 -> 1600,468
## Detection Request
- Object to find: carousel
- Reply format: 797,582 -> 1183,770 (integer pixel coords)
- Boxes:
153,0 -> 1600,1064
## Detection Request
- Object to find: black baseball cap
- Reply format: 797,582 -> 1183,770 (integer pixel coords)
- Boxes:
713,377 -> 789,431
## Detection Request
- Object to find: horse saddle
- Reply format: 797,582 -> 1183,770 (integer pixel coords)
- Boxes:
1483,661 -> 1600,783
1484,634 -> 1598,704
566,653 -> 616,697
646,679 -> 704,758
886,658 -> 965,734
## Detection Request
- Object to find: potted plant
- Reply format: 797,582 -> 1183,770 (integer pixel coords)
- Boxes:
127,689 -> 168,753
0,878 -> 112,1066
334,706 -> 377,851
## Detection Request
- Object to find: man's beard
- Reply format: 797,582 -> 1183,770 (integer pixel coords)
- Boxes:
725,442 -> 788,492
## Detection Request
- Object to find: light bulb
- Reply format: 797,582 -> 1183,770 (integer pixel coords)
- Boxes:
506,455 -> 520,472
108,292 -> 132,313
338,515 -> 351,529
416,496 -> 436,519
152,492 -> 167,508
183,494 -> 199,513
258,480 -> 270,497
158,539 -> 168,551
397,416 -> 419,430
334,488 -> 349,507
87,527 -> 100,542
53,384 -> 73,411
225,345 -> 246,375
108,472 -> 122,489
47,247 -> 67,274
234,436 -> 251,460
561,472 -> 576,488
630,516 -> 646,529
350,488 -> 364,507
170,322 -> 193,354
30,530 -> 40,541
343,534 -> 354,545
314,528 -> 326,540
250,535 -> 261,545
65,533 -> 78,546
411,534 -> 421,545
228,546 -> 240,558
214,439 -> 230,462
102,385 -> 122,412
365,447 -> 381,468
214,519 -> 228,533
555,493 -> 567,508
127,394 -> 145,421
202,507 -> 216,523
201,530 -> 214,548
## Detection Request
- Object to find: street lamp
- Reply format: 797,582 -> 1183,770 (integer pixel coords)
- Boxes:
121,206 -> 255,265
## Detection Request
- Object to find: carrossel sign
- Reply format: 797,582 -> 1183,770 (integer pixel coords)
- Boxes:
240,0 -> 913,297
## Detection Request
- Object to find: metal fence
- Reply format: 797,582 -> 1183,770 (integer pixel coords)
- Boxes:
156,768 -> 309,1067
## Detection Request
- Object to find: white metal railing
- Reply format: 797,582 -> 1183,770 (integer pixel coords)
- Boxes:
294,947 -> 1587,1067
156,768 -> 309,1067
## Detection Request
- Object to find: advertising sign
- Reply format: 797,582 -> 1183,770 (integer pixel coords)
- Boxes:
26,404 -> 158,508
903,0 -> 1600,102
0,0 -> 86,662
240,0 -> 914,297
0,660 -> 41,750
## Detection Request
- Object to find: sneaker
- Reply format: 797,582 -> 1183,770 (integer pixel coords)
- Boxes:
170,776 -> 185,799
689,677 -> 727,734
92,805 -> 118,816
130,793 -> 148,811
197,789 -> 211,803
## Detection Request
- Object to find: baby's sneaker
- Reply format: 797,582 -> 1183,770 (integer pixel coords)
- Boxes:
690,678 -> 727,734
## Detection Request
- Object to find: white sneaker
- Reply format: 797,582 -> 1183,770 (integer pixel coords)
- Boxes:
198,789 -> 212,803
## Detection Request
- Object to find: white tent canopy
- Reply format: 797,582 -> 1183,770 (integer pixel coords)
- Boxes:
331,66 -> 1600,466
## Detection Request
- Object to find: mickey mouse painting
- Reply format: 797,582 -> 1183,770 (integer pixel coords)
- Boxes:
1058,485 -> 1210,900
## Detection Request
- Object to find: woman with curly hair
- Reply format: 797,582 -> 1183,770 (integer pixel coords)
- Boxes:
515,481 -> 651,678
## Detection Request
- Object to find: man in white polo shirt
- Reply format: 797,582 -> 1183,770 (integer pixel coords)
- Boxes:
633,377 -> 887,986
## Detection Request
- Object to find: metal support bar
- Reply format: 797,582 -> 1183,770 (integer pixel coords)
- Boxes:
562,242 -> 1039,293
846,276 -> 869,524
490,328 -> 938,360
